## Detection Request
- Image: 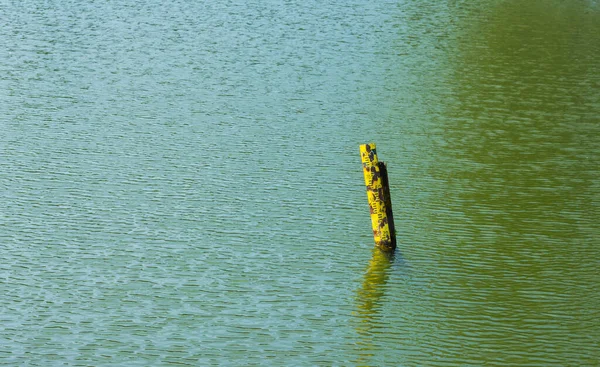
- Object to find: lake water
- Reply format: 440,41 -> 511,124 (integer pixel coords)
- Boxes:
1,0 -> 599,365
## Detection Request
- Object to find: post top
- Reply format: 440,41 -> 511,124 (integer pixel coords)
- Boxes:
359,143 -> 378,164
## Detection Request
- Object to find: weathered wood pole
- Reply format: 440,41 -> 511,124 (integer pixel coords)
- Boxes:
360,143 -> 396,251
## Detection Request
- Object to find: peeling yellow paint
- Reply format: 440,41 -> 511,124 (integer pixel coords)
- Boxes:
360,143 -> 393,249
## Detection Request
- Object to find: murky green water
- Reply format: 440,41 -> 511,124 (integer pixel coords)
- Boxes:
2,0 -> 599,365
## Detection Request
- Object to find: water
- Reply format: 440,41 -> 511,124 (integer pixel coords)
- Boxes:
1,0 -> 599,365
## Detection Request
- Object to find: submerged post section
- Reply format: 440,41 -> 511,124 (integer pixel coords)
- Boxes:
360,143 -> 396,251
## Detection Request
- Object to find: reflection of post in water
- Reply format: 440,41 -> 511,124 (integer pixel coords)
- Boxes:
357,248 -> 394,316
355,247 -> 395,360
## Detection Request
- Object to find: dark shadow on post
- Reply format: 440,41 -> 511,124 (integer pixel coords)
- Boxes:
378,161 -> 396,251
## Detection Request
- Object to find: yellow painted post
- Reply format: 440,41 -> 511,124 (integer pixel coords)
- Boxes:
360,143 -> 396,251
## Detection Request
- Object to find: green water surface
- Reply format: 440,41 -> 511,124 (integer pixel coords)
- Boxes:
1,0 -> 599,365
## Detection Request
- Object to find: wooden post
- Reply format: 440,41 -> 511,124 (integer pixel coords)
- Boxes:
360,143 -> 396,251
